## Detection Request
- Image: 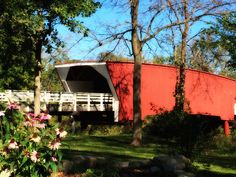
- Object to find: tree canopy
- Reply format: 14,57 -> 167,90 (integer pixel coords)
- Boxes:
0,0 -> 100,114
0,0 -> 100,90
208,13 -> 236,69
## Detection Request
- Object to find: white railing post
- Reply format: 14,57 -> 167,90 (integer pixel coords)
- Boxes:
73,93 -> 77,111
42,91 -> 47,111
100,93 -> 104,111
87,93 -> 90,111
112,97 -> 115,112
25,90 -> 30,112
59,92 -> 62,111
7,90 -> 12,103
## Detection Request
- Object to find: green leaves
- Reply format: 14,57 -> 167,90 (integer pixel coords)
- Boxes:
0,105 -> 67,176
207,13 -> 236,69
0,0 -> 100,90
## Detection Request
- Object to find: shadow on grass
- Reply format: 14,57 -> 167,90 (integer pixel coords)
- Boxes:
62,149 -> 149,162
61,134 -> 236,176
62,135 -> 169,158
197,155 -> 236,170
196,170 -> 236,177
60,135 -> 165,174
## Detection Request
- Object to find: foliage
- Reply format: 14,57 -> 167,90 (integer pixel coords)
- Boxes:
0,0 -> 101,113
0,1 -> 35,90
41,60 -> 63,92
151,55 -> 174,65
0,0 -> 101,52
144,110 -> 222,159
210,127 -> 235,152
191,13 -> 236,76
210,13 -> 236,68
85,168 -> 119,177
84,124 -> 132,136
97,52 -> 132,62
0,103 -> 67,176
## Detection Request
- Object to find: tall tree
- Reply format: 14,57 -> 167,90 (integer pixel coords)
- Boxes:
0,0 -> 100,115
165,0 -> 235,111
130,0 -> 143,146
172,0 -> 190,111
90,0 -> 235,146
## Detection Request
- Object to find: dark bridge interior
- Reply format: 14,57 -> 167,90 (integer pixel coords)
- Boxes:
66,66 -> 111,93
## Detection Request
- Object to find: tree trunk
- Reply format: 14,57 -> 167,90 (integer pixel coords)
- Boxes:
34,40 -> 42,115
175,0 -> 189,112
130,0 -> 143,146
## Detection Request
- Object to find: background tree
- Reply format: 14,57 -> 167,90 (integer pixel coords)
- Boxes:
190,13 -> 236,76
91,0 -> 235,146
0,0 -> 100,114
168,0 -> 190,111
211,13 -> 236,68
0,1 -> 34,90
97,52 -> 131,62
189,33 -> 229,73
41,48 -> 70,92
163,0 -> 235,111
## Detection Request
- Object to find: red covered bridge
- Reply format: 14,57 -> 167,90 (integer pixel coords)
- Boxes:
55,61 -> 236,135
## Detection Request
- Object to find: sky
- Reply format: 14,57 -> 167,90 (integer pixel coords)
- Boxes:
52,1 -> 222,61
55,3 -> 130,60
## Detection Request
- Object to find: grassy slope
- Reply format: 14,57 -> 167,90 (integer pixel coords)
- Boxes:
61,134 -> 236,176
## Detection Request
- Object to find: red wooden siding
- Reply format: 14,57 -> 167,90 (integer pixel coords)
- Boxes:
106,62 -> 236,121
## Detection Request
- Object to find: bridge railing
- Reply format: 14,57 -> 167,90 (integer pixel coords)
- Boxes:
0,90 -> 115,112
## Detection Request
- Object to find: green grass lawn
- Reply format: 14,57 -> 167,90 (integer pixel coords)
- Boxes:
61,134 -> 236,177
61,134 -> 166,161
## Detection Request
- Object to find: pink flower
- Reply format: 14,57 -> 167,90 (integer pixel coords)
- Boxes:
27,113 -> 35,118
56,128 -> 67,138
31,133 -> 41,143
51,156 -> 57,162
49,139 -> 61,150
27,112 -> 51,122
24,120 -> 32,127
0,111 -> 5,116
39,113 -> 52,120
30,150 -> 40,163
8,139 -> 18,149
35,123 -> 46,129
27,113 -> 40,121
31,121 -> 46,129
24,117 -> 46,129
7,103 -> 19,110
24,117 -> 34,127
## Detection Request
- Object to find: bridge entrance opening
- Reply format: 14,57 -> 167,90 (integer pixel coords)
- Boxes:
66,66 -> 111,93
55,62 -> 120,124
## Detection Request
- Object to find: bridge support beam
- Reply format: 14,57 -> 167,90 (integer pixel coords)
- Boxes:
224,121 -> 230,136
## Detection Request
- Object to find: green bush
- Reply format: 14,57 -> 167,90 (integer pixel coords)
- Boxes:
144,110 -> 222,159
210,127 -> 234,151
0,103 -> 67,176
87,124 -> 131,136
85,167 -> 119,177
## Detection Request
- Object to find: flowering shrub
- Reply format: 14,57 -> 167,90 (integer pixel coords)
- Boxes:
0,103 -> 67,177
